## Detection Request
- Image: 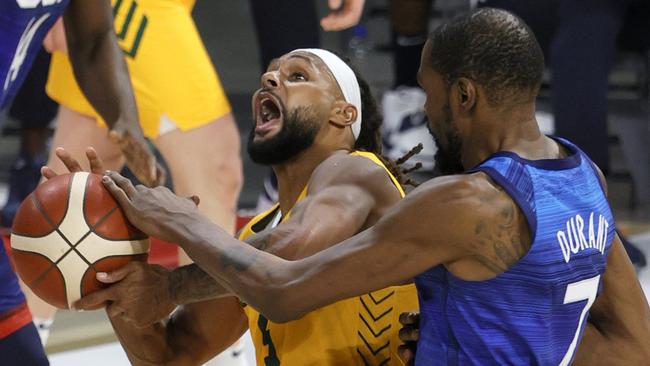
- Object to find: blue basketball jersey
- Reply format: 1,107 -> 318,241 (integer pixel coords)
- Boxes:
414,138 -> 615,365
0,0 -> 69,108
0,237 -> 25,316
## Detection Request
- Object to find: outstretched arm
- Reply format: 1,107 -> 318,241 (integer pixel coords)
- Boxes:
103,172 -> 483,322
80,154 -> 402,312
63,0 -> 162,187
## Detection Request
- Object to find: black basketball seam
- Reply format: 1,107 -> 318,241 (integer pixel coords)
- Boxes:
81,177 -> 138,241
29,191 -> 93,287
76,205 -> 125,272
82,175 -> 147,241
89,205 -> 147,242
79,253 -> 145,296
29,179 -> 96,288
14,248 -> 69,308
20,173 -> 143,306
10,194 -> 56,238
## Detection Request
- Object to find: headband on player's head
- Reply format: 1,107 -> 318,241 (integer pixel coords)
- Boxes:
291,48 -> 362,140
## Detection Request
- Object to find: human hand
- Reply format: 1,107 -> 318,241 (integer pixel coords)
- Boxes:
72,262 -> 177,327
41,147 -> 105,180
109,120 -> 166,187
321,0 -> 365,31
101,170 -> 200,244
398,311 -> 420,365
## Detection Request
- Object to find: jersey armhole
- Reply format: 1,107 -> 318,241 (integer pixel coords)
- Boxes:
470,166 -> 538,243
584,156 -> 608,197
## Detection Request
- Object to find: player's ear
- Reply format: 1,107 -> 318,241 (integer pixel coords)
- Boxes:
329,101 -> 357,128
451,77 -> 477,115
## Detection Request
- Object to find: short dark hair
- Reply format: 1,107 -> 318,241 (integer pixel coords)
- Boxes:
427,8 -> 544,104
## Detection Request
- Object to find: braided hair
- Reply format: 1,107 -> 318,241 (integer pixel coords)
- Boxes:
346,61 -> 423,187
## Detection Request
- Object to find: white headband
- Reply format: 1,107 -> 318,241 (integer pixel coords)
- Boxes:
291,48 -> 362,140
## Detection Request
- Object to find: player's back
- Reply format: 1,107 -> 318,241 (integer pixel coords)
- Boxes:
0,0 -> 68,108
414,137 -> 615,365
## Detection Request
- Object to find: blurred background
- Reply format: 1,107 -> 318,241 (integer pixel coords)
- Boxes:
0,0 -> 648,364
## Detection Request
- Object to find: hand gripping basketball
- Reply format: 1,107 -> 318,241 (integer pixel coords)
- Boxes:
10,149 -> 150,309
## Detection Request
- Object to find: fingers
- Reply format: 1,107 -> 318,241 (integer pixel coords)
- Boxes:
399,311 -> 420,326
72,288 -> 115,311
105,171 -> 137,198
55,147 -> 83,173
397,344 -> 416,365
102,174 -> 135,212
96,263 -> 136,284
328,0 -> 343,10
86,147 -> 106,175
188,195 -> 200,206
155,163 -> 167,187
109,126 -> 158,187
321,0 -> 365,31
41,166 -> 58,180
108,129 -> 123,144
399,325 -> 419,342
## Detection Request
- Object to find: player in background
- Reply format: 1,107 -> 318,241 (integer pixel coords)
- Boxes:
0,0 -> 162,364
29,1 -> 245,363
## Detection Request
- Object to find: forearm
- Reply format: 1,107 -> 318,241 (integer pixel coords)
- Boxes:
109,315 -> 176,366
169,264 -> 232,304
574,322 -> 650,365
173,215 -> 303,320
109,299 -> 243,366
65,26 -> 138,129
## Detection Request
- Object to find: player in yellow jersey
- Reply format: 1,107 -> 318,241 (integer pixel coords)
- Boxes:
66,48 -> 420,365
29,0 -> 243,362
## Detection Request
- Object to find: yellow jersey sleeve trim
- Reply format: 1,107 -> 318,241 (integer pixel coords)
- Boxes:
351,151 -> 406,198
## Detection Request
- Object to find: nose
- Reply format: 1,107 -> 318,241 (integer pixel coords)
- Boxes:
261,71 -> 279,88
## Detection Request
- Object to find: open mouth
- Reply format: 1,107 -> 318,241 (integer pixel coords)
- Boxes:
254,92 -> 283,135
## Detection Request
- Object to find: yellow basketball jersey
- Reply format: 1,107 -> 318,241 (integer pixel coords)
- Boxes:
46,0 -> 231,139
239,151 -> 418,366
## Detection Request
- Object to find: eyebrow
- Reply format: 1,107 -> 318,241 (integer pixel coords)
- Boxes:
287,54 -> 313,63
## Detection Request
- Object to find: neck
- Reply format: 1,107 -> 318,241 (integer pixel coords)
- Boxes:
272,145 -> 349,214
463,101 -> 550,169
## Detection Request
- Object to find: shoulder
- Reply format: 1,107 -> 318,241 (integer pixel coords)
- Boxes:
408,172 -> 504,207
308,152 -> 400,197
392,172 -> 519,241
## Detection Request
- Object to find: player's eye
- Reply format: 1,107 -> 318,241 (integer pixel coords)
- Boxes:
290,72 -> 307,81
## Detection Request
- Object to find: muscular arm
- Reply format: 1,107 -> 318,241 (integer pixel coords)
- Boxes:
63,0 -> 138,130
168,154 -> 402,304
103,154 -> 403,362
573,234 -> 650,364
173,175 -> 491,322
63,0 -> 160,186
112,297 -> 248,366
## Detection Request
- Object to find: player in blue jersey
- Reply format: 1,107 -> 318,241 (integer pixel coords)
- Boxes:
1,0 -> 162,186
1,0 -> 162,364
88,7 -> 649,365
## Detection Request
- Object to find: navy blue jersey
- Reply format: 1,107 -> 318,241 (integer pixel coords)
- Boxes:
414,138 -> 614,365
0,0 -> 69,108
0,237 -> 25,316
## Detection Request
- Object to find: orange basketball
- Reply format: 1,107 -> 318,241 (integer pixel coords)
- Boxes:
10,172 -> 149,309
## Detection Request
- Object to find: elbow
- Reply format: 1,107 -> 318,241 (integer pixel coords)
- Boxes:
253,284 -> 310,323
262,298 -> 308,323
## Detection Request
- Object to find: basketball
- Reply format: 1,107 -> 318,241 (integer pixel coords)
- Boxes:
9,172 -> 149,310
